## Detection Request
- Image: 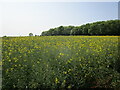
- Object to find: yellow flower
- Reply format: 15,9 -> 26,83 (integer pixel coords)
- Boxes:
37,61 -> 40,64
0,61 -> 2,65
14,65 -> 17,67
59,53 -> 64,56
10,68 -> 14,71
6,69 -> 9,73
8,52 -> 11,55
68,69 -> 72,72
24,60 -> 27,62
55,78 -> 59,84
32,65 -> 35,67
15,60 -> 18,62
67,60 -> 71,63
63,80 -> 66,83
68,85 -> 72,88
63,71 -> 67,74
8,60 -> 11,62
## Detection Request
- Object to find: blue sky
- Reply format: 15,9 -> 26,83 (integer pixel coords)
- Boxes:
0,2 -> 119,36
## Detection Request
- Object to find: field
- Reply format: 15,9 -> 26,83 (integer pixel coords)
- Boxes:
1,36 -> 120,89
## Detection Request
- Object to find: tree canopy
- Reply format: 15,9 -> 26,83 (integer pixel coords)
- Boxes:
41,20 -> 120,36
29,33 -> 33,36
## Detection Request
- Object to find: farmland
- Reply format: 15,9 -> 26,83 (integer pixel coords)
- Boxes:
2,36 -> 120,89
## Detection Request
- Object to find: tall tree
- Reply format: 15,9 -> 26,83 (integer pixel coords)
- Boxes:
29,33 -> 33,36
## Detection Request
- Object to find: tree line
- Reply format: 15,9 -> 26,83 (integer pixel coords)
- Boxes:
41,20 -> 120,36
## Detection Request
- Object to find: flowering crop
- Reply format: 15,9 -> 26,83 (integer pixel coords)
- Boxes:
2,36 -> 120,89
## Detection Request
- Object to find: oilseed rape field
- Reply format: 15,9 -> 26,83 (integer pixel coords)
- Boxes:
1,36 -> 120,89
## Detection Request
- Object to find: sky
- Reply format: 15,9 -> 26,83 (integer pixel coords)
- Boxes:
0,1 -> 119,36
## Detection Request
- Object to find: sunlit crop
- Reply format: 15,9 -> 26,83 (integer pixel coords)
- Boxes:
2,36 -> 120,89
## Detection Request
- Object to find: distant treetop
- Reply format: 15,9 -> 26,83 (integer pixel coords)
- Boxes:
29,33 -> 33,36
41,20 -> 120,36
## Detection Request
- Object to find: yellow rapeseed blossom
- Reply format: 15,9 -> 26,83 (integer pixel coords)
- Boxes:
55,78 -> 59,84
8,60 -> 11,62
63,80 -> 66,83
10,68 -> 14,71
14,65 -> 17,67
63,71 -> 67,74
2,36 -> 118,88
32,64 -> 35,67
68,69 -> 72,72
59,53 -> 64,56
68,85 -> 72,89
37,61 -> 40,64
6,69 -> 9,73
0,61 -> 2,65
